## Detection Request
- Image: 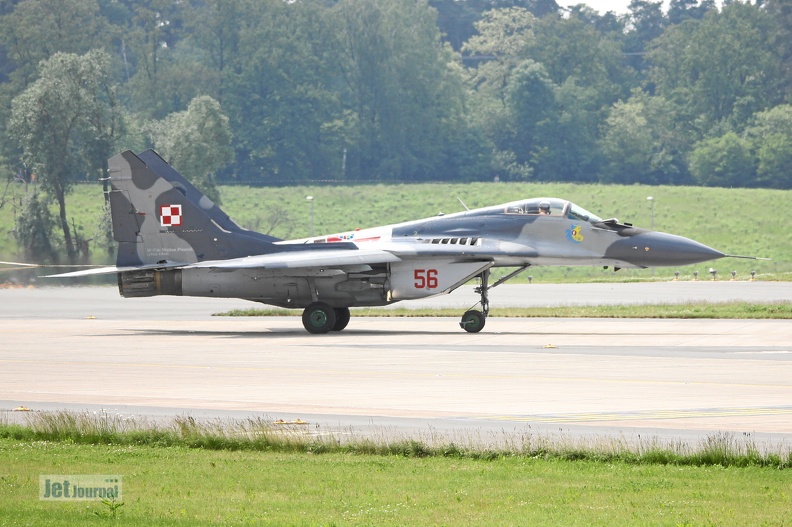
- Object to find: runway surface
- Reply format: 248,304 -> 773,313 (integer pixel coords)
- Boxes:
1,284 -> 791,450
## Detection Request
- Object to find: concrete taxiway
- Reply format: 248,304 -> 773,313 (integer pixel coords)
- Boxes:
1,285 -> 790,450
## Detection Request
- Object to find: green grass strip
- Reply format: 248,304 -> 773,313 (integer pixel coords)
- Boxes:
1,411 -> 789,469
3,412 -> 790,525
1,436 -> 790,526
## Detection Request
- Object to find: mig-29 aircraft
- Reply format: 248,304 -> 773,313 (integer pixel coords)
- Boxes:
47,150 -> 733,334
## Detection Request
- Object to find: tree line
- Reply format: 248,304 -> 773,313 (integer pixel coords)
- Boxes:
1,0 -> 791,262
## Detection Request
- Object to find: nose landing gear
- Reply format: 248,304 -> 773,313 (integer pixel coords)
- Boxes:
460,270 -> 490,333
459,266 -> 530,333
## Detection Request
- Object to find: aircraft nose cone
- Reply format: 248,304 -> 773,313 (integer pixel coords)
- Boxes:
605,231 -> 725,267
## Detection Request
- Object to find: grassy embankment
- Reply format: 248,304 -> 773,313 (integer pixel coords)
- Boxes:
2,181 -> 790,283
1,411 -> 790,526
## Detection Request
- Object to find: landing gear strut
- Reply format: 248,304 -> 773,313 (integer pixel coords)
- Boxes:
459,266 -> 529,333
460,270 -> 490,333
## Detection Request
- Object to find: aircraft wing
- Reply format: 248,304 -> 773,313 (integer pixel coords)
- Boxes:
187,248 -> 402,270
44,241 -> 532,278
182,238 -> 539,272
43,248 -> 403,278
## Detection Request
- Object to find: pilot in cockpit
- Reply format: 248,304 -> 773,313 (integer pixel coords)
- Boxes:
538,201 -> 551,215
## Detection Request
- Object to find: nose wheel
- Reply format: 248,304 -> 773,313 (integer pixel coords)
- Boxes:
460,309 -> 486,333
460,270 -> 490,333
459,266 -> 529,333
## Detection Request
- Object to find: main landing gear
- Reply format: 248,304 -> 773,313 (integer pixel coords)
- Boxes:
459,266 -> 529,333
301,302 -> 351,334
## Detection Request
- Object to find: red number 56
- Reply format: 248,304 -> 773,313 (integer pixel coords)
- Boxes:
414,269 -> 438,289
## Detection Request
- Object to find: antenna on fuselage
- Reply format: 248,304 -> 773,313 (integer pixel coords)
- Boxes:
457,197 -> 470,211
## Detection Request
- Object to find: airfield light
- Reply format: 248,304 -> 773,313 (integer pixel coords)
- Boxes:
731,270 -> 737,281
306,195 -> 314,237
694,271 -> 699,281
709,268 -> 717,280
751,270 -> 756,281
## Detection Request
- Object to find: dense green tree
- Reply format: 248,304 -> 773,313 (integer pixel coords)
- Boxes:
524,0 -> 560,17
755,133 -> 792,189
8,50 -> 122,262
13,190 -> 58,263
464,7 -> 536,179
534,79 -> 604,181
667,0 -> 716,25
0,0 -> 114,167
764,0 -> 792,102
746,104 -> 792,188
689,131 -> 755,187
648,2 -> 780,135
464,7 -> 536,73
183,0 -> 246,103
221,0 -> 339,182
331,0 -> 469,182
121,0 -> 191,119
500,58 -> 604,181
0,0 -> 112,89
504,60 -> 556,167
623,0 -> 666,79
432,0 -> 557,52
431,0 -> 485,52
149,95 -> 233,203
600,96 -> 655,183
530,10 -> 632,106
0,0 -> 789,193
600,90 -> 686,184
465,6 -> 624,181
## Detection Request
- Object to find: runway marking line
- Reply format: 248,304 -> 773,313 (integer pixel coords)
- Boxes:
481,406 -> 792,423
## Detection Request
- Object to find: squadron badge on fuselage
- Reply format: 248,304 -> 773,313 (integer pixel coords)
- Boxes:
565,224 -> 584,243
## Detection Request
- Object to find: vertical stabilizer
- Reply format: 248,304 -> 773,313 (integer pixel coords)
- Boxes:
108,151 -> 274,267
136,150 -> 280,243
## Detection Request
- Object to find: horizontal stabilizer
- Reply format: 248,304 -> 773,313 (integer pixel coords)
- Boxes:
44,262 -> 188,278
1,260 -> 113,270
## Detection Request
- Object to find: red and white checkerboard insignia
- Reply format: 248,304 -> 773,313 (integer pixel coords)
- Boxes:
159,204 -> 182,227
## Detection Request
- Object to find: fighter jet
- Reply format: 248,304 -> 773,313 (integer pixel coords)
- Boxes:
49,150 -> 731,334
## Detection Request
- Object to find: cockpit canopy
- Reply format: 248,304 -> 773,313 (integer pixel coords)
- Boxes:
504,198 -> 603,223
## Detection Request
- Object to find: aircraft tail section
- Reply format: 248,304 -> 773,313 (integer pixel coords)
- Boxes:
108,150 -> 275,268
136,150 -> 280,243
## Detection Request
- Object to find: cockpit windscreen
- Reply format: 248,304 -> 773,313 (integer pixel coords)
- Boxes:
567,202 -> 602,223
504,198 -> 602,223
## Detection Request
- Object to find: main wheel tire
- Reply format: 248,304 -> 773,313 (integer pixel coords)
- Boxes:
302,302 -> 337,334
332,307 -> 351,331
460,310 -> 485,333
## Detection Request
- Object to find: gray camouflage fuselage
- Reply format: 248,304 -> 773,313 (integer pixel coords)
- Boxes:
104,151 -> 723,310
52,150 -> 727,332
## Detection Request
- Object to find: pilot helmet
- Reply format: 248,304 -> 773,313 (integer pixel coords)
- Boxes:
539,201 -> 551,211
